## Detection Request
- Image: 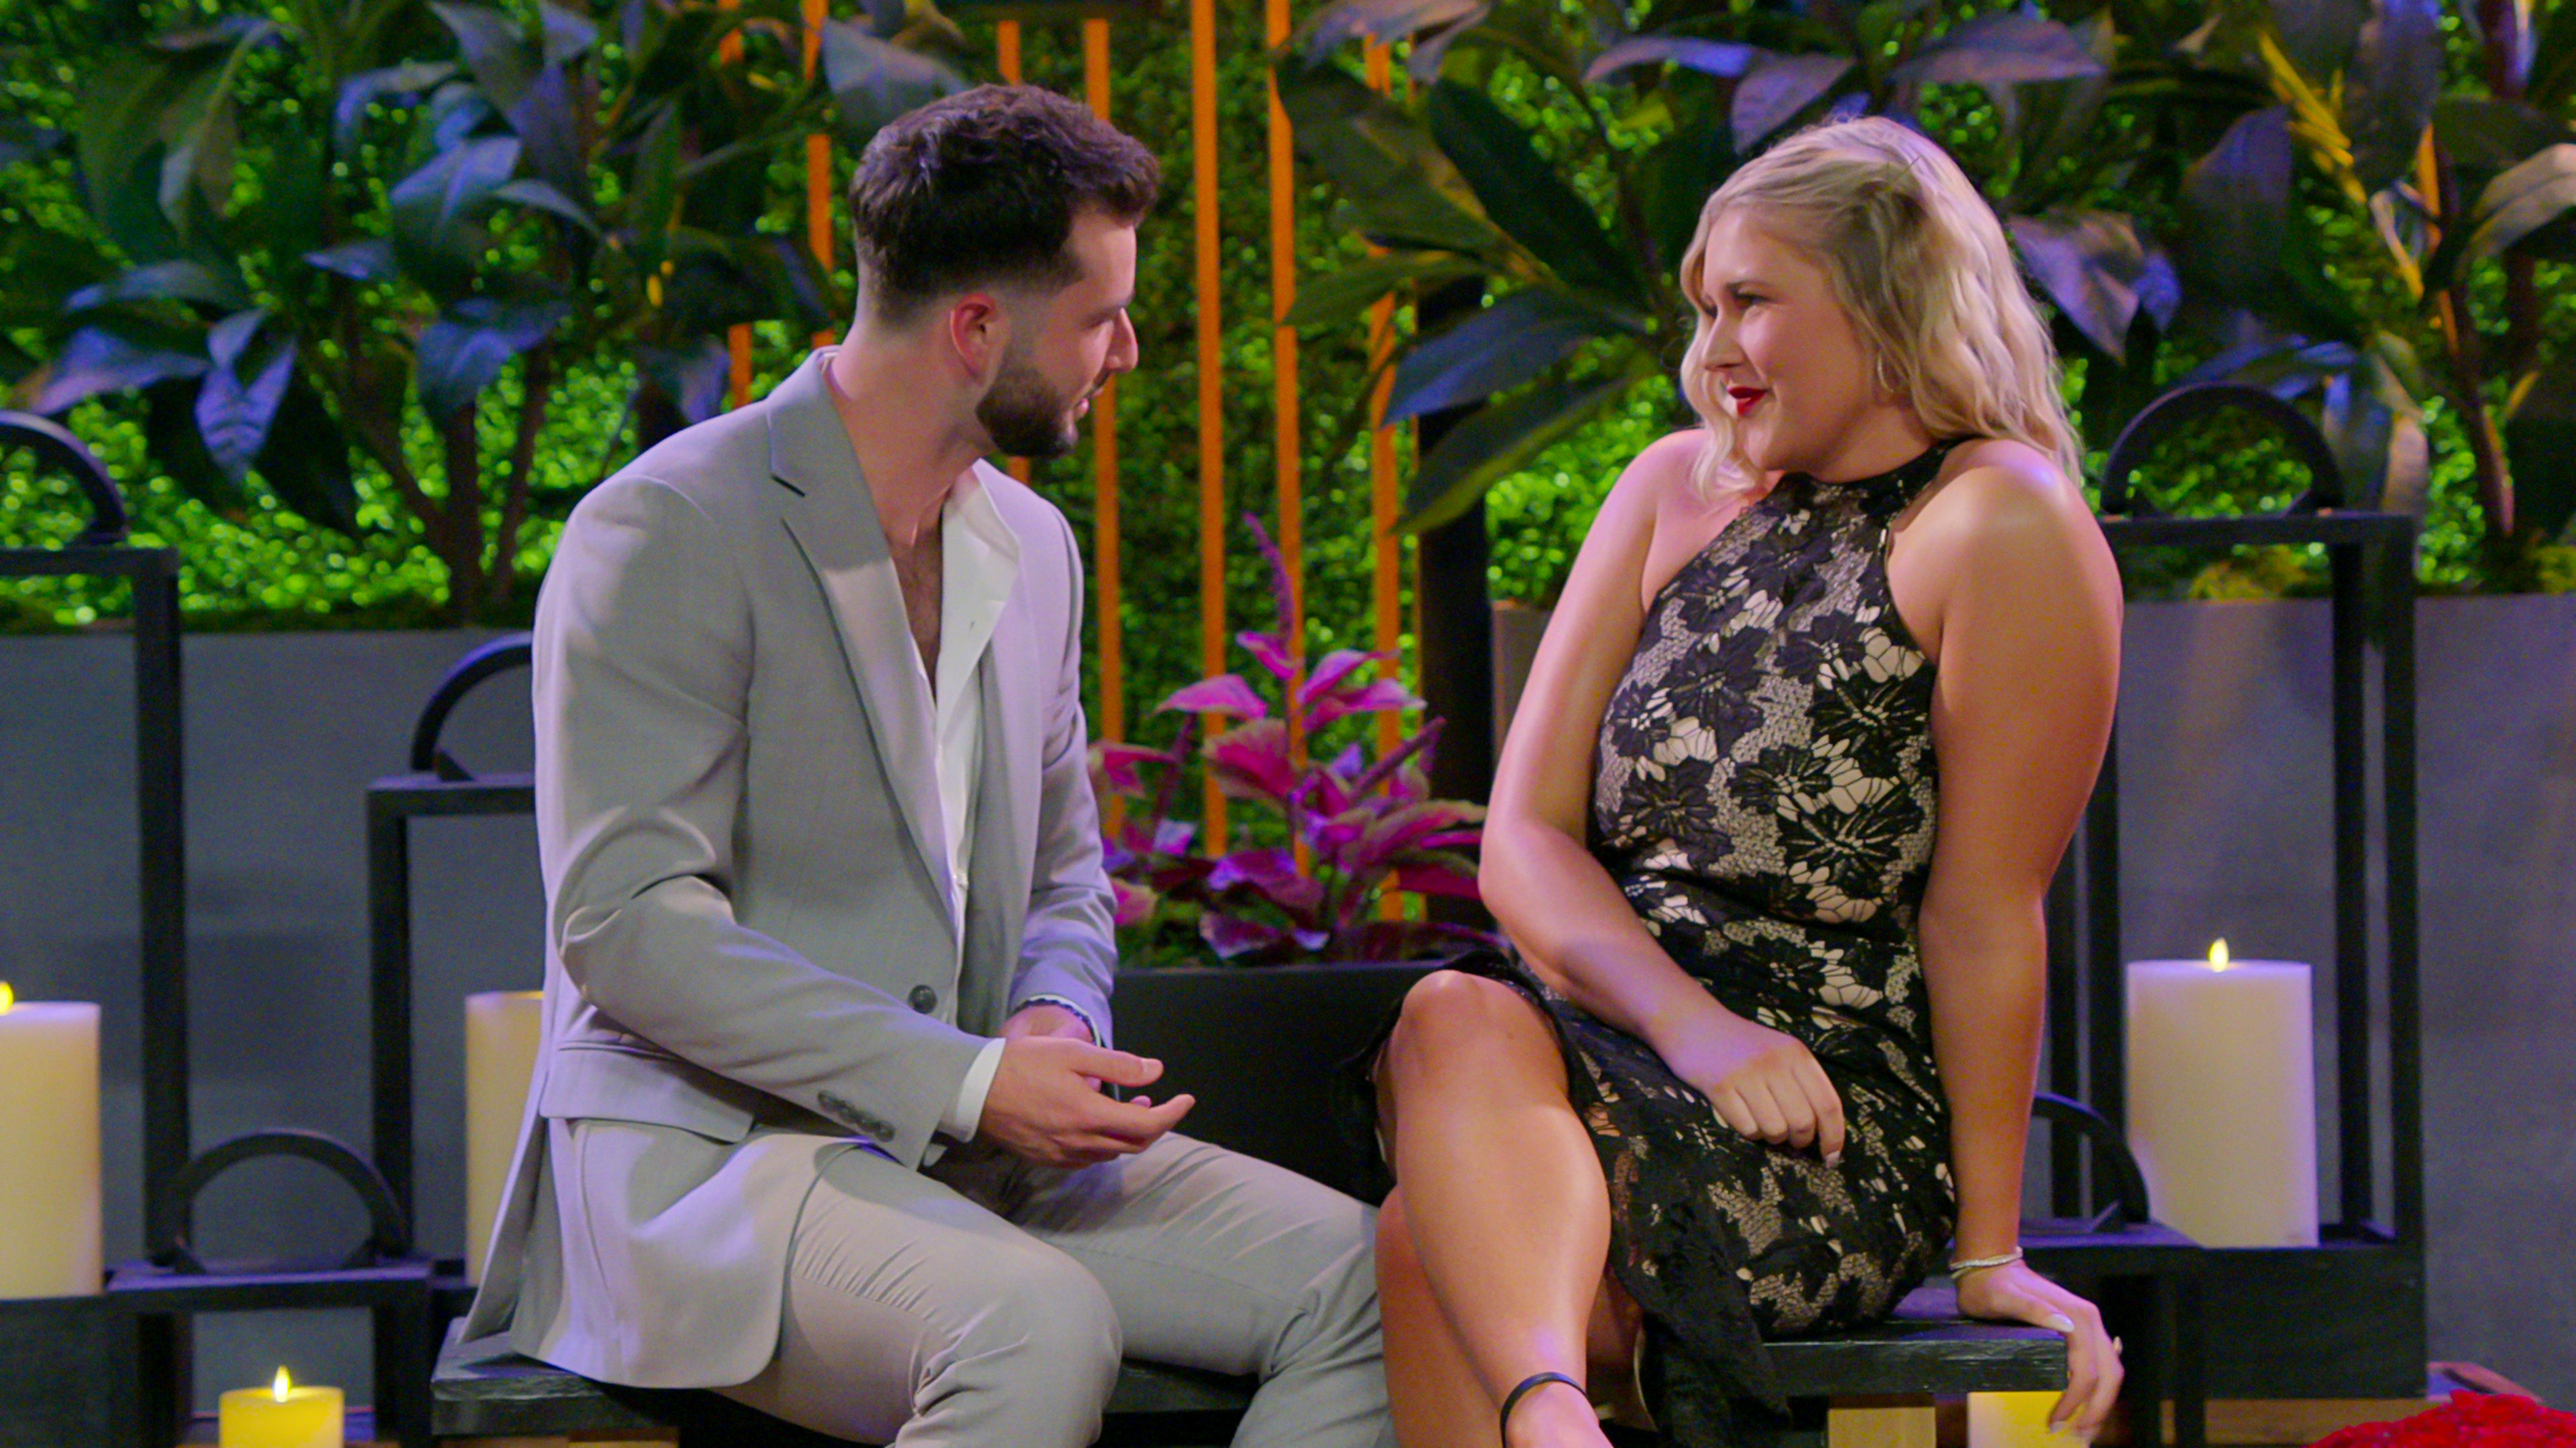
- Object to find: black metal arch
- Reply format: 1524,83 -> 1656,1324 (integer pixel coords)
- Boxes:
151,1129 -> 414,1273
2099,383 -> 2347,518
408,631 -> 535,779
0,410 -> 127,545
2031,1090 -> 2153,1229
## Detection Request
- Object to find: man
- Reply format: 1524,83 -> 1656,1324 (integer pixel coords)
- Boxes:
462,86 -> 1391,1446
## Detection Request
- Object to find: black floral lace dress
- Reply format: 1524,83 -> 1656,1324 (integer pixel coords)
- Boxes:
1464,441 -> 1963,1444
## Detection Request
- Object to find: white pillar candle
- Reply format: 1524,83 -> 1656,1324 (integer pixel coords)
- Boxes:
2124,941 -> 2320,1248
0,983 -> 102,1298
464,990 -> 545,1283
218,1369 -> 343,1448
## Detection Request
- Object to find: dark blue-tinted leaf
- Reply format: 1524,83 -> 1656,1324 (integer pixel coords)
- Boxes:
2472,145 -> 2576,259
1403,372 -> 1634,531
142,375 -> 240,511
27,326 -> 209,414
67,260 -> 247,312
508,62 -> 585,200
1295,0 -> 1488,63
0,117 -> 63,167
496,177 -> 597,233
1582,36 -> 1759,85
2507,357 -> 2576,541
196,314 -> 295,482
1280,64 -> 1506,260
304,240 -> 399,281
821,21 -> 967,145
1638,124 -> 1732,276
540,2 -> 597,64
2137,244 -> 2181,331
1733,53 -> 1853,150
2007,212 -> 2145,360
333,60 -> 458,152
2434,98 -> 2574,180
2182,106 -> 2291,303
1889,13 -> 2102,88
416,298 -> 569,418
640,337 -> 730,426
390,134 -> 521,288
1388,288 -> 1631,421
2267,0 -> 2369,81
424,79 -> 495,153
1426,80 -> 1643,305
2345,0 -> 2443,193
253,376 -> 362,534
431,2 -> 535,114
1286,251 -> 1483,331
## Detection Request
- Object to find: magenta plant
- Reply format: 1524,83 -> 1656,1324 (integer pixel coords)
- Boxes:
1091,518 -> 1491,967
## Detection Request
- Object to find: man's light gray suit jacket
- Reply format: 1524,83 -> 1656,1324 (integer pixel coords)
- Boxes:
460,351 -> 1118,1386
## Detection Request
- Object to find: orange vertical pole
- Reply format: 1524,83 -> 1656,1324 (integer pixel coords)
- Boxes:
1267,0 -> 1302,786
997,21 -> 1032,484
1364,41 -> 1406,919
1085,21 -> 1124,760
806,0 -> 834,348
722,4 -> 753,409
1192,0 -> 1226,849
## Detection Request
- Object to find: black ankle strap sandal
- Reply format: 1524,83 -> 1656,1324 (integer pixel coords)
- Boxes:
1500,1371 -> 1586,1437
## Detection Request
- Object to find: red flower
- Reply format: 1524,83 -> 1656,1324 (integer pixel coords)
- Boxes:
2312,1396 -> 2575,1448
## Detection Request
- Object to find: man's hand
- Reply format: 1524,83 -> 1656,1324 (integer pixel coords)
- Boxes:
1001,1002 -> 1095,1043
979,1036 -> 1194,1170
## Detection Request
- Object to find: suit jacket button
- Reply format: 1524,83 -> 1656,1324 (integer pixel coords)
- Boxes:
909,984 -> 939,1014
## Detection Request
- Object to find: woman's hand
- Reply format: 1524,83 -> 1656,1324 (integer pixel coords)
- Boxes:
1956,1261 -> 2122,1437
1654,1004 -> 1848,1163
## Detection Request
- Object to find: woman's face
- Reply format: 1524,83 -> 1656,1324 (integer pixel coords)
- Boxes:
1694,209 -> 1899,482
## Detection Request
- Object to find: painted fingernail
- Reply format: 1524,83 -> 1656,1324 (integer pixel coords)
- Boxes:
1825,1150 -> 1843,1168
2049,1313 -> 2076,1333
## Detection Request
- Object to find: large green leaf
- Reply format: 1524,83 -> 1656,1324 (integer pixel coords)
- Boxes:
253,376 -> 364,534
195,309 -> 296,484
74,19 -> 275,241
1279,64 -> 1509,263
24,325 -> 209,414
508,63 -> 587,202
1388,287 -> 1632,421
821,21 -> 967,148
333,60 -> 459,153
1285,252 -> 1484,332
1402,371 -> 1636,531
65,260 -> 248,313
2182,105 -> 2290,303
1425,81 -> 1646,310
2469,145 -> 2576,260
1888,14 -> 2102,89
2266,0 -> 2370,82
1636,124 -> 1731,277
1581,36 -> 1759,84
142,375 -> 243,512
1295,0 -> 1488,63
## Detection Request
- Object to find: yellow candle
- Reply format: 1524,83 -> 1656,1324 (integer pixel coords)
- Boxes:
1968,1391 -> 2083,1448
2124,940 -> 2321,1247
0,983 -> 102,1298
218,1369 -> 342,1447
464,990 -> 545,1283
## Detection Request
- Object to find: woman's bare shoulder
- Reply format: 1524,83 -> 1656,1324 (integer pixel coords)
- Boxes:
1914,438 -> 2099,557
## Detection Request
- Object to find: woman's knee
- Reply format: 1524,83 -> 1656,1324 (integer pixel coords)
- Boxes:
1385,969 -> 1548,1082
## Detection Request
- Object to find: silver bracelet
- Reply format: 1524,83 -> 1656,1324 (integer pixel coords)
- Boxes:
1947,1247 -> 2024,1276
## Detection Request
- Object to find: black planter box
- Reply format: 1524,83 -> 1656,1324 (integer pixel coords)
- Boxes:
0,1293 -> 137,1448
1111,960 -> 1441,1203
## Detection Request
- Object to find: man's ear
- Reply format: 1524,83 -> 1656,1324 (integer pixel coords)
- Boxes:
945,293 -> 1008,386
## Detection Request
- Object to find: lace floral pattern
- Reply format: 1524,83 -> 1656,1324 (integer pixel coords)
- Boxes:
1472,443 -> 1963,1444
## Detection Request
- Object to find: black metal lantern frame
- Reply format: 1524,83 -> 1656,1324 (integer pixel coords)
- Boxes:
2044,383 -> 2426,1400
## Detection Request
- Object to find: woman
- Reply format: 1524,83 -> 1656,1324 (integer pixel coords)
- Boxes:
1372,117 -> 2127,1448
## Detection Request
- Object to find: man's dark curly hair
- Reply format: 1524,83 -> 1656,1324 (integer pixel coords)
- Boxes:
849,84 -> 1161,326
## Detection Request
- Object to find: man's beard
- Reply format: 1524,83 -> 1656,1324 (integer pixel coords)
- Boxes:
977,346 -> 1086,460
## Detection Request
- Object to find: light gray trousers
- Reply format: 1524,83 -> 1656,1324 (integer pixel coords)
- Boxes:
712,1130 -> 1395,1447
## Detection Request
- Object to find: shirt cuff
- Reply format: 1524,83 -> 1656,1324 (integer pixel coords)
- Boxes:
941,1037 -> 1008,1143
1018,994 -> 1103,1046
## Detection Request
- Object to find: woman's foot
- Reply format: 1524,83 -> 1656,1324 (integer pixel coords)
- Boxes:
1502,1376 -> 1612,1448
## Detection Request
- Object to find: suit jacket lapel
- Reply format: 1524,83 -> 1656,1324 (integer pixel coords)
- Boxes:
767,353 -> 952,916
972,562 -> 1040,948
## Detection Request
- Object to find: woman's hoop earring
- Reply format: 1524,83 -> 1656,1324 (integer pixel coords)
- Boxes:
1873,354 -> 1901,398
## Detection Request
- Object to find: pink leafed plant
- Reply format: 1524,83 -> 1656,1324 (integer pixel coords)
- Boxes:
1088,516 -> 1495,967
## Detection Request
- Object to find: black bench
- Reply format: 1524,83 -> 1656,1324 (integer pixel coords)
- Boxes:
433,1284 -> 2063,1446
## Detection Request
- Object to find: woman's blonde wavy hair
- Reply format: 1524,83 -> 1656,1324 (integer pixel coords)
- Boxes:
1677,116 -> 2082,497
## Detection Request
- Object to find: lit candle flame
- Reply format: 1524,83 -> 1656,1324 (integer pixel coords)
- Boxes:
2208,939 -> 2232,971
273,1368 -> 291,1401
0,981 -> 12,1011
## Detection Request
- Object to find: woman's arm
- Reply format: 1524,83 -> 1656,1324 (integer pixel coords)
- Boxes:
1896,444 -> 2123,1427
1485,432 -> 1848,1160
